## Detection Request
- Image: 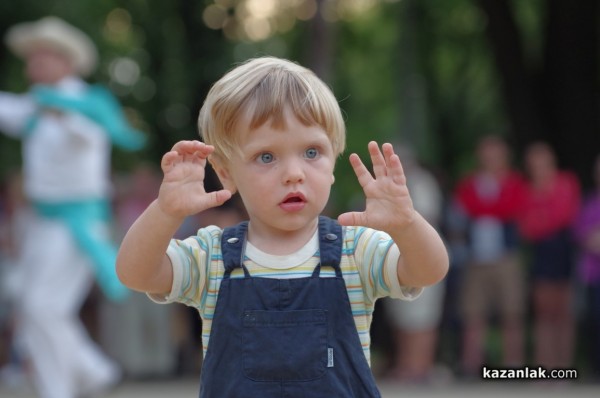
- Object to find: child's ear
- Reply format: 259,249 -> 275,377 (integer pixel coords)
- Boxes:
209,155 -> 237,194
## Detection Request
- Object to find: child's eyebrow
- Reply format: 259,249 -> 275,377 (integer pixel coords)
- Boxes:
238,137 -> 273,155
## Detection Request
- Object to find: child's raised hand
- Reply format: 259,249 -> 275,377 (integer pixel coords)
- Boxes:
338,141 -> 415,233
158,140 -> 231,219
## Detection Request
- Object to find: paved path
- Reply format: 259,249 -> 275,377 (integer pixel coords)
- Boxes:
1,378 -> 599,398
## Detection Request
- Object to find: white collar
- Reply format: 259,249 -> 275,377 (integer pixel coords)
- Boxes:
245,229 -> 319,270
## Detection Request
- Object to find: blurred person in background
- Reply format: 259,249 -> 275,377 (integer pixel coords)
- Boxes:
452,135 -> 527,376
573,154 -> 600,379
0,171 -> 33,391
383,146 -> 446,384
0,16 -> 145,398
518,142 -> 581,370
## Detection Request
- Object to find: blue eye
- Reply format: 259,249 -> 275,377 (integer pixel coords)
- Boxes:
259,153 -> 274,163
305,148 -> 319,159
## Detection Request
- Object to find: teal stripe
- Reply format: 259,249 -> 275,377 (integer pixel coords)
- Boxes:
32,84 -> 146,151
32,199 -> 128,301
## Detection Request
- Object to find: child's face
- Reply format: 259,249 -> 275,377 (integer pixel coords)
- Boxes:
219,110 -> 336,238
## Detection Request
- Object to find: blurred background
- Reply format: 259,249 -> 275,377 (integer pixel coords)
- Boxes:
0,0 -> 599,395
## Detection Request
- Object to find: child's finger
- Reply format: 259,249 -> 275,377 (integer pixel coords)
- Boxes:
338,211 -> 367,227
171,140 -> 214,158
383,145 -> 406,185
197,189 -> 232,210
349,153 -> 374,188
368,141 -> 387,179
381,143 -> 395,165
170,140 -> 196,153
160,151 -> 179,172
195,142 -> 215,158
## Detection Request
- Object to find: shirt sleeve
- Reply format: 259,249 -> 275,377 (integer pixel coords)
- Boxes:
147,226 -> 221,307
352,226 -> 423,302
0,92 -> 36,137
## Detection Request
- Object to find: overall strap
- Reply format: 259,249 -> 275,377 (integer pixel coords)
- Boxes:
221,221 -> 250,279
314,216 -> 343,278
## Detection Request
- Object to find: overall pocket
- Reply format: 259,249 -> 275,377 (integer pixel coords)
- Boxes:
242,309 -> 328,382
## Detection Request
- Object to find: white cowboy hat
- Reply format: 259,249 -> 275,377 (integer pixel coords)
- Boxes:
4,16 -> 98,76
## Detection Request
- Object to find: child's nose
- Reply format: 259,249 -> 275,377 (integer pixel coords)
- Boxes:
283,159 -> 305,184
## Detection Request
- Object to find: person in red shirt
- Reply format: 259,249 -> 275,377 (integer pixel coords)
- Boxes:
518,141 -> 581,369
451,135 -> 527,376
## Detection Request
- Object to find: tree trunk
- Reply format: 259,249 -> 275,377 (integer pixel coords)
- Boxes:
477,0 -> 544,154
478,0 -> 600,187
306,0 -> 336,83
542,0 -> 599,187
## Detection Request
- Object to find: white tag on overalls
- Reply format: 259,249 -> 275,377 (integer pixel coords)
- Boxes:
327,348 -> 334,367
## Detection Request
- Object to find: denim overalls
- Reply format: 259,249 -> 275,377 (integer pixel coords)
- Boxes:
199,216 -> 381,397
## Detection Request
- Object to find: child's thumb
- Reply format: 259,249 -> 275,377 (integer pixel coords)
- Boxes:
337,211 -> 367,227
203,189 -> 232,209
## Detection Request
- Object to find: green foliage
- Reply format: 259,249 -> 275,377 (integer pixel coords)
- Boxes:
331,3 -> 402,211
0,0 -> 526,201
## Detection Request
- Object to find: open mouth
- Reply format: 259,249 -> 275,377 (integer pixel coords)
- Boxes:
279,193 -> 307,212
281,192 -> 306,204
284,196 -> 303,203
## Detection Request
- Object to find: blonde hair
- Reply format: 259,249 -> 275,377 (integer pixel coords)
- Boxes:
198,57 -> 345,161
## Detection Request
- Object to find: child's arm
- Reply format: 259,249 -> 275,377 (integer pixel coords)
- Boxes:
338,141 -> 448,288
116,140 -> 231,294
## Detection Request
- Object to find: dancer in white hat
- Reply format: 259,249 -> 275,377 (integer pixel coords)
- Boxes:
0,16 -> 145,398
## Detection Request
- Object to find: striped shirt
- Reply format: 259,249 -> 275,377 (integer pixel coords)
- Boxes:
151,224 -> 422,365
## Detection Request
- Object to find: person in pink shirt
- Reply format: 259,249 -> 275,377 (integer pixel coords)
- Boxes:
518,141 -> 581,370
572,154 -> 600,379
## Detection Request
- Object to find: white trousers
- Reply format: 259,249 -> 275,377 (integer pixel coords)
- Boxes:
16,213 -> 119,398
